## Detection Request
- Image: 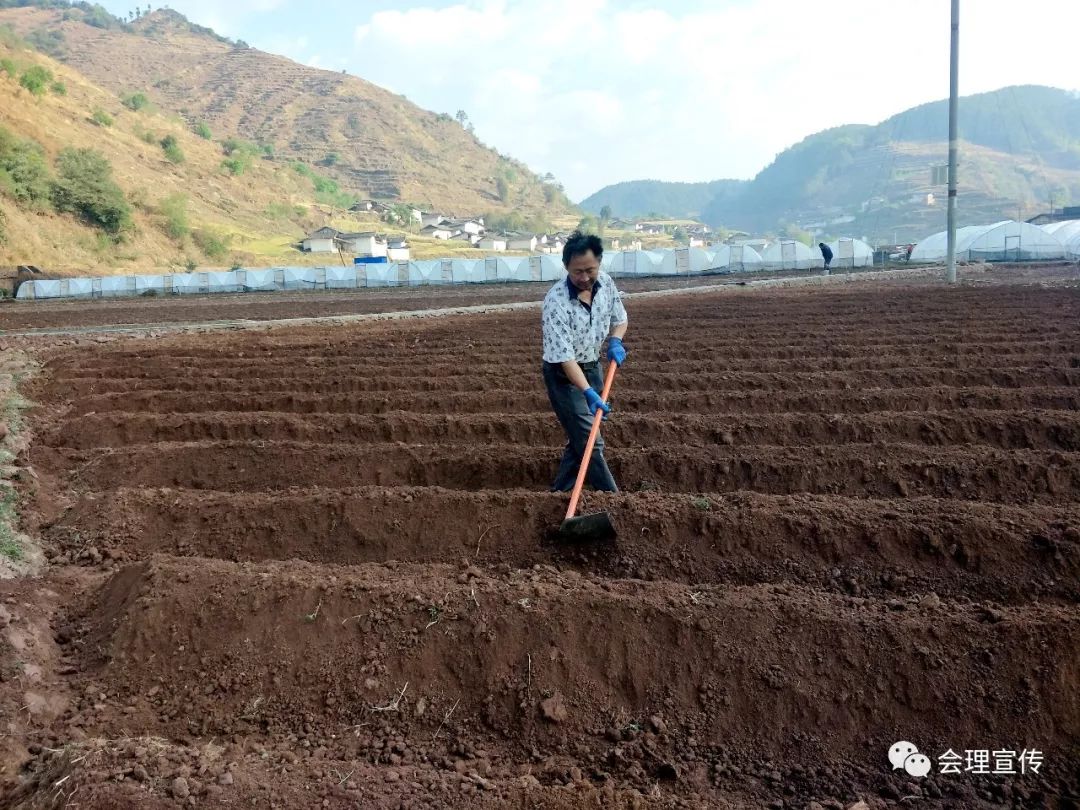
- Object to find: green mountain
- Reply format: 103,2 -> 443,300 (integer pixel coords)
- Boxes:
586,86 -> 1080,243
578,179 -> 745,219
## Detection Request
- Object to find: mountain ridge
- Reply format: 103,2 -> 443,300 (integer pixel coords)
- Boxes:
0,2 -> 574,216
583,85 -> 1080,243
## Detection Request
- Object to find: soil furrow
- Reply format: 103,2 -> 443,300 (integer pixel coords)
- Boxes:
46,410 -> 1080,452
66,556 -> 1080,767
58,385 -> 1080,417
45,441 -> 1080,503
47,487 -> 1080,603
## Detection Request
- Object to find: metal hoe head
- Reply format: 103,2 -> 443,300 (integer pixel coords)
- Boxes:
557,510 -> 616,543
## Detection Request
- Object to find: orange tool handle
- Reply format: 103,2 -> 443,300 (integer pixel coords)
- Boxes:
564,361 -> 618,521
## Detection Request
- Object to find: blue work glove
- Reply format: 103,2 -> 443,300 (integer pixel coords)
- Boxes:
583,387 -> 611,417
607,336 -> 627,367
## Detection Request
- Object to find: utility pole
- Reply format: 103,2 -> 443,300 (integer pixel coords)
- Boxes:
945,0 -> 959,283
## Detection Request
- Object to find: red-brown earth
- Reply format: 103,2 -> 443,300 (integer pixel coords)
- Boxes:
1,268 -> 1078,808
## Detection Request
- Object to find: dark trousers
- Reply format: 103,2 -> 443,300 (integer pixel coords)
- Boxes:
542,361 -> 618,492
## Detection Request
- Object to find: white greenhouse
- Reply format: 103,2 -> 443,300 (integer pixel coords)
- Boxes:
1041,220 -> 1080,258
707,244 -> 765,272
826,238 -> 875,268
760,240 -> 823,270
607,250 -> 660,277
910,221 -> 1066,263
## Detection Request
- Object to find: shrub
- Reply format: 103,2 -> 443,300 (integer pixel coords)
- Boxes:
193,229 -> 229,260
50,80 -> 66,95
194,121 -> 212,140
121,91 -> 149,111
0,127 -> 52,208
19,65 -> 52,97
184,257 -> 197,272
158,192 -> 189,239
0,206 -> 7,245
222,137 -> 248,156
160,134 -> 184,164
0,58 -> 16,78
51,147 -> 132,234
138,128 -> 157,145
220,155 -> 250,176
90,107 -> 113,127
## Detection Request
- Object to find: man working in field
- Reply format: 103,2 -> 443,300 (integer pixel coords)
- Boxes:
819,241 -> 833,273
541,231 -> 628,492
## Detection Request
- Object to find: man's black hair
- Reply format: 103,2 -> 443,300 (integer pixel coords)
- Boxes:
563,230 -> 603,267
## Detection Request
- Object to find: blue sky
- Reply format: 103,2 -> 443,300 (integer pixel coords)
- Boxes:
97,1 -> 1080,200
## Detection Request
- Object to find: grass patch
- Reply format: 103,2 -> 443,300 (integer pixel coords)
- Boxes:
0,368 -> 32,563
0,487 -> 22,562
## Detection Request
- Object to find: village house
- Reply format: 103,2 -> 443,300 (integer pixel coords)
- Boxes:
420,223 -> 455,240
609,218 -> 635,230
538,234 -> 565,255
350,200 -> 390,215
452,231 -> 481,246
302,226 -> 339,253
336,232 -> 387,257
420,211 -> 449,228
478,234 -> 507,252
445,218 -> 485,236
505,233 -> 538,252
387,237 -> 411,261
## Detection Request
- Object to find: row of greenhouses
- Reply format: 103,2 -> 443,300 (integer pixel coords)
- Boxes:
18,220 -> 1076,301
16,241 -> 871,300
909,220 -> 1079,262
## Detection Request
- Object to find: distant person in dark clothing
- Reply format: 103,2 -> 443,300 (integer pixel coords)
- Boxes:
906,244 -> 914,262
819,242 -> 833,273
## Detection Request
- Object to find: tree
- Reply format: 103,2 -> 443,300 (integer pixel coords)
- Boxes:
455,110 -> 468,126
599,205 -> 612,223
495,176 -> 510,202
577,213 -> 600,233
51,148 -> 132,234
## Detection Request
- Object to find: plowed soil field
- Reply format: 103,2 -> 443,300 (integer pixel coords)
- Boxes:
1,276 -> 1079,809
